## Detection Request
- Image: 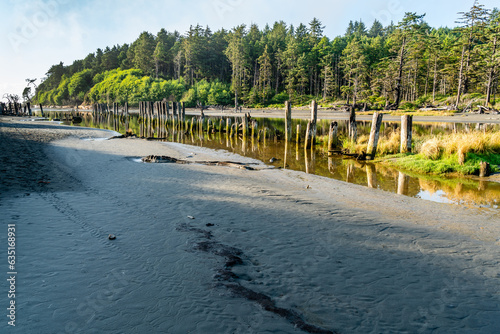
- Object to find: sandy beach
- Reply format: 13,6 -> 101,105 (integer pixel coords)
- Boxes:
1,115 -> 499,333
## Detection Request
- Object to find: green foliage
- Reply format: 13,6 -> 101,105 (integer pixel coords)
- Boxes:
33,5 -> 500,108
88,68 -> 186,103
181,79 -> 232,107
385,153 -> 500,175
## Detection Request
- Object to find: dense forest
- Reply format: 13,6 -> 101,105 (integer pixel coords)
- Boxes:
31,2 -> 499,111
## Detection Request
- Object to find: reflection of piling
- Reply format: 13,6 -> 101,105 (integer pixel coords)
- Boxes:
234,119 -> 239,137
367,113 -> 383,159
346,163 -> 355,183
251,120 -> 257,138
366,164 -> 377,188
397,172 -> 410,195
400,115 -> 413,153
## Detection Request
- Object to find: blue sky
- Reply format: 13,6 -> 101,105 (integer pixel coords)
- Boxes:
1,0 -> 498,99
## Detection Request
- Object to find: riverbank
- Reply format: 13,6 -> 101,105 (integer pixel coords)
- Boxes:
1,115 -> 500,333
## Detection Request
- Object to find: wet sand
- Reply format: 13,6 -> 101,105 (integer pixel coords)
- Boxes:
1,116 -> 500,333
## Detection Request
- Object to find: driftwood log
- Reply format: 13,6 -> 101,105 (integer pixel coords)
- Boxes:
141,155 -> 258,170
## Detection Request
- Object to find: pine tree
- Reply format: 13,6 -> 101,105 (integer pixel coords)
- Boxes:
455,0 -> 490,107
224,25 -> 249,108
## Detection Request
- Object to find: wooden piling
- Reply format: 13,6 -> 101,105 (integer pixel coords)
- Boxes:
285,101 -> 292,142
242,114 -> 249,137
296,124 -> 301,144
400,115 -> 413,153
480,162 -> 491,177
304,121 -> 312,149
181,102 -> 185,122
219,119 -> 225,135
226,117 -> 231,135
310,100 -> 317,143
328,121 -> 338,152
367,113 -> 383,159
348,106 -> 357,142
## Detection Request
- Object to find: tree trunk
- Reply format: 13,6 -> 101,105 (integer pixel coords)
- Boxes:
394,37 -> 407,110
485,36 -> 497,106
432,55 -> 438,103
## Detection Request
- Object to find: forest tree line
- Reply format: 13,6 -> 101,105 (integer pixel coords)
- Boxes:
32,2 -> 499,111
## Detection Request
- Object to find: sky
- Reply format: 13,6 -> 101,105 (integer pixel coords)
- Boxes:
1,0 -> 498,100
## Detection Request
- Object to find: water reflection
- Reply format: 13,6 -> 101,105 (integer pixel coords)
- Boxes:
40,110 -> 500,209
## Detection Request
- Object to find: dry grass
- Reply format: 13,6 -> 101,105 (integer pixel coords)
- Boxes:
419,131 -> 500,162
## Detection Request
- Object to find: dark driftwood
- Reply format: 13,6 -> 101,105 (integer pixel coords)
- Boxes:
329,150 -> 367,161
141,155 -> 258,170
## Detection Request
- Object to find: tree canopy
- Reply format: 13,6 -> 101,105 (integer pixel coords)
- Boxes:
34,3 -> 500,110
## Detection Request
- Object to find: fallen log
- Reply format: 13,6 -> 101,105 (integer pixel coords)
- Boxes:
141,155 -> 258,170
328,150 -> 367,161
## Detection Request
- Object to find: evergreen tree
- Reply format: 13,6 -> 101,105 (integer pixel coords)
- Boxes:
455,0 -> 490,107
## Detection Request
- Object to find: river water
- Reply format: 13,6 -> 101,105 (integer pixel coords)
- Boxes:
38,110 -> 500,209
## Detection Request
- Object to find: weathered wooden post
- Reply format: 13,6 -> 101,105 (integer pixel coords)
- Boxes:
173,102 -> 177,119
367,113 -> 383,159
328,121 -> 338,152
181,102 -> 186,122
480,162 -> 491,177
285,101 -> 292,142
219,119 -> 225,135
348,106 -> 357,142
226,117 -> 231,135
296,124 -> 301,144
400,115 -> 413,153
310,100 -> 317,144
242,114 -> 249,137
304,121 -> 312,149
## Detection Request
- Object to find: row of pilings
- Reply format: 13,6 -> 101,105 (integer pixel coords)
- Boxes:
90,100 -> 415,162
0,102 -> 34,116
